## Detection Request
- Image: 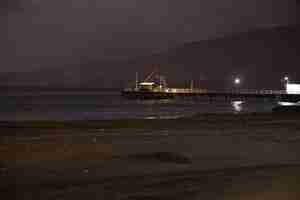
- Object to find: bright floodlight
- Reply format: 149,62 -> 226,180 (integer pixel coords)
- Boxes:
234,78 -> 241,85
286,83 -> 300,94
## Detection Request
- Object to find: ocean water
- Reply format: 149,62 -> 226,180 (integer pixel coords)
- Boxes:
0,90 -> 278,121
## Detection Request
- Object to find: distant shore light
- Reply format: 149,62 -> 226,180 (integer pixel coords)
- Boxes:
284,76 -> 289,81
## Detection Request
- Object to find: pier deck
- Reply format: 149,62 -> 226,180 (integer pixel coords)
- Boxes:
122,88 -> 300,102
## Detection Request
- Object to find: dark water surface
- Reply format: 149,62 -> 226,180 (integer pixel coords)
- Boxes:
0,90 -> 278,121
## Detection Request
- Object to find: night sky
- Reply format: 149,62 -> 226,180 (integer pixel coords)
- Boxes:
1,0 -> 299,87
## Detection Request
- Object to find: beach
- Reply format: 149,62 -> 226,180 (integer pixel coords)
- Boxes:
2,2 -> 300,199
1,113 -> 300,199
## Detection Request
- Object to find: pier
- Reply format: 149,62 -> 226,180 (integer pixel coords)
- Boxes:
122,70 -> 300,102
122,88 -> 300,102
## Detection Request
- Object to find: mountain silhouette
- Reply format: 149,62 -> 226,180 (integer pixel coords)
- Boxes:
1,24 -> 299,90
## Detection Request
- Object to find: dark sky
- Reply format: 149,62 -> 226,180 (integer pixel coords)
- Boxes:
1,0 -> 297,73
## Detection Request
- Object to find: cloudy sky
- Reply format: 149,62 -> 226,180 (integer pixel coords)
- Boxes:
1,0 -> 297,72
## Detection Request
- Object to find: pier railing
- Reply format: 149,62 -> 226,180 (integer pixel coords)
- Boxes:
122,87 -> 300,101
207,89 -> 287,95
123,87 -> 288,95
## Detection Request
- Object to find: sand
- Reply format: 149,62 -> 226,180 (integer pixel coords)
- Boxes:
1,113 -> 300,199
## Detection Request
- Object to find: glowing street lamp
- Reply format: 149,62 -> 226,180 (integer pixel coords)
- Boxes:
234,78 -> 241,85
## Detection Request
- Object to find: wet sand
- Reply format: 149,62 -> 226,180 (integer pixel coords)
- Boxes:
1,113 -> 300,199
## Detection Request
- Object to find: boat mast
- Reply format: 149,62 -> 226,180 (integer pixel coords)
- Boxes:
159,75 -> 162,89
144,69 -> 156,82
190,80 -> 194,90
135,72 -> 138,90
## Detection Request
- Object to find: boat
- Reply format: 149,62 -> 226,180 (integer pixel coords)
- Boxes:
121,69 -> 208,99
121,70 -> 175,99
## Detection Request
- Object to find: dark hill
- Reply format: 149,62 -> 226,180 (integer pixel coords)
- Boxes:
1,25 -> 299,90
132,24 -> 300,90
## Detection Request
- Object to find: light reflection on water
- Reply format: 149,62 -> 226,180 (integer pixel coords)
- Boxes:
232,101 -> 244,113
137,99 -> 176,105
277,101 -> 300,106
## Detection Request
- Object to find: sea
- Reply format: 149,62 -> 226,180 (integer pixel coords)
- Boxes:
0,90 -> 279,121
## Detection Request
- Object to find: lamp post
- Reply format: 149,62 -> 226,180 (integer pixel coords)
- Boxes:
234,77 -> 241,93
135,72 -> 139,90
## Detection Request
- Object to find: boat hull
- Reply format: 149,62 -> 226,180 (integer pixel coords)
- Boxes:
121,91 -> 175,100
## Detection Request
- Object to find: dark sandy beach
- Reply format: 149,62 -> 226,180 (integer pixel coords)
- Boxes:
1,113 -> 300,199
